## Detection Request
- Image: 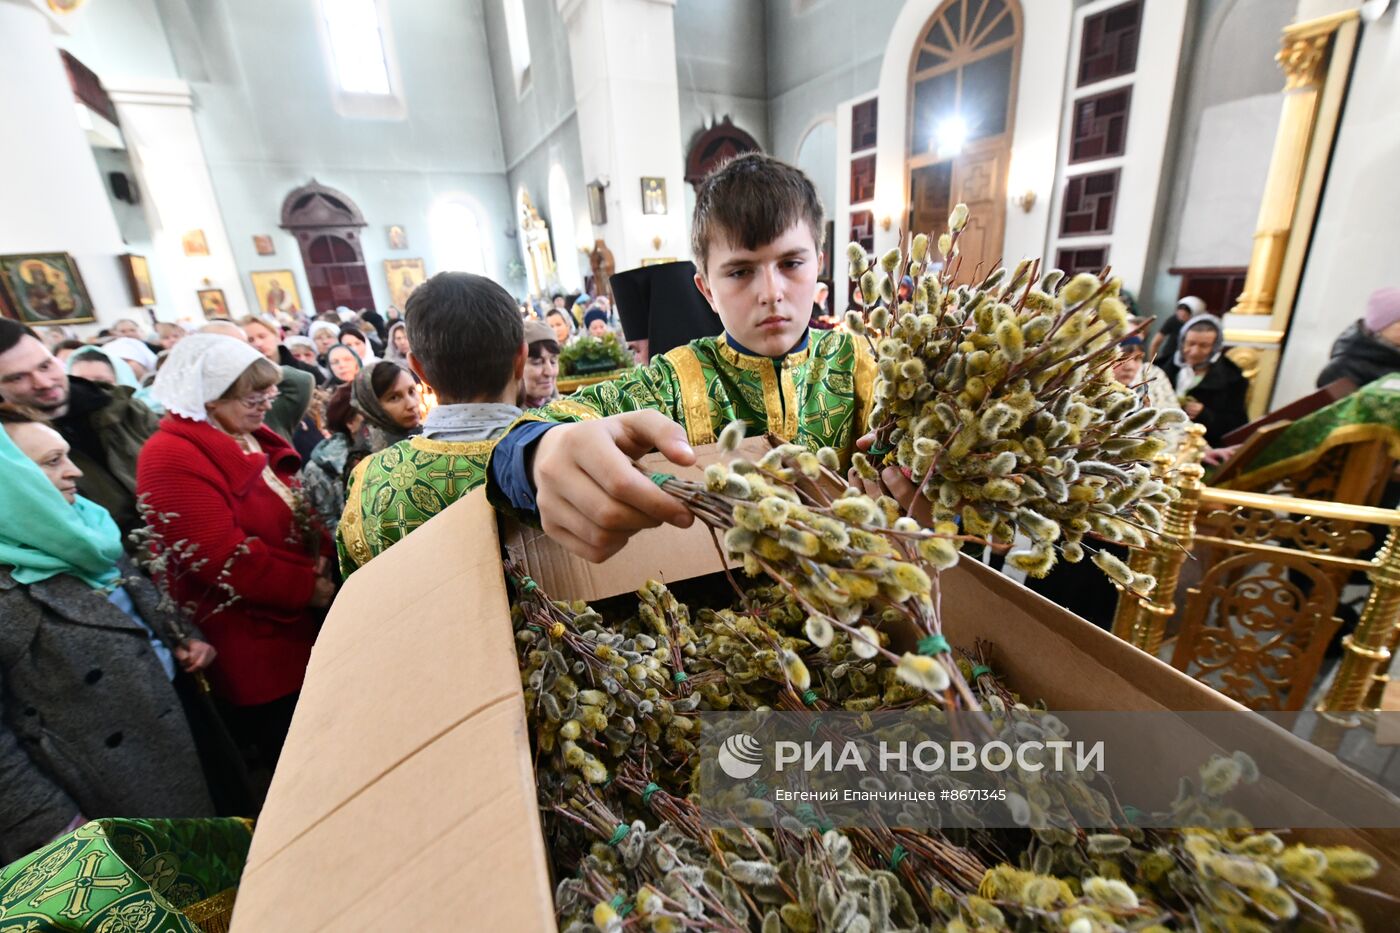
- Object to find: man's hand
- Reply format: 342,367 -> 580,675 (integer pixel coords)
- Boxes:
1184,399 -> 1204,418
174,639 -> 218,673
308,576 -> 336,608
532,411 -> 697,562
848,432 -> 935,527
1202,444 -> 1238,467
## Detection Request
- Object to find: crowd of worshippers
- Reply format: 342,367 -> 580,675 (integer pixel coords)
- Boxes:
0,274 -> 562,860
2,149 -> 1398,865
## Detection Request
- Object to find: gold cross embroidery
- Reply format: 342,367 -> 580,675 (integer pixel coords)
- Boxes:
379,499 -> 426,538
30,851 -> 131,919
426,460 -> 475,499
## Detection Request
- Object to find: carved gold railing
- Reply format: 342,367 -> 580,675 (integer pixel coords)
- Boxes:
1112,427 -> 1400,714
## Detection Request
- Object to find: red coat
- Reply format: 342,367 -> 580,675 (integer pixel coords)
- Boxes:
137,416 -> 322,706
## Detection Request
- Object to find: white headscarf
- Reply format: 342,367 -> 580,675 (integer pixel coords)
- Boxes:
150,333 -> 263,422
309,320 -> 340,343
103,337 -> 158,374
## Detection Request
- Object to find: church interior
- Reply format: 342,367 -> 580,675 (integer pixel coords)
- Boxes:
2,0 -> 1400,928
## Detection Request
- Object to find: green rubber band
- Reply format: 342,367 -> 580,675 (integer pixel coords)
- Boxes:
971,664 -> 992,680
748,780 -> 769,799
642,782 -> 661,805
673,671 -> 688,683
519,576 -> 538,594
802,690 -> 819,706
917,634 -> 951,656
650,471 -> 675,487
1122,805 -> 1142,826
608,893 -> 633,916
606,823 -> 630,846
889,845 -> 908,870
808,715 -> 824,734
868,443 -> 892,457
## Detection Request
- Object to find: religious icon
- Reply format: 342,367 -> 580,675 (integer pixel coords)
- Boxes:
387,225 -> 408,250
182,229 -> 210,257
253,235 -> 276,256
587,180 -> 608,226
385,258 -> 427,309
251,270 -> 300,315
0,252 -> 96,326
197,288 -> 229,320
640,257 -> 678,267
640,177 -> 667,215
121,254 -> 157,306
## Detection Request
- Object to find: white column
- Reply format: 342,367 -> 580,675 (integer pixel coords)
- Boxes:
559,0 -> 689,272
0,0 -> 136,328
105,78 -> 248,323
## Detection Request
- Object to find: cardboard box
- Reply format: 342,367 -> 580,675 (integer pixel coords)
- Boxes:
233,442 -> 1398,930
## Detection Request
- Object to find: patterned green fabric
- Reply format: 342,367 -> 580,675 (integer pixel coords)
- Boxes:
1234,376 -> 1400,483
518,331 -> 876,457
337,435 -> 497,577
0,817 -> 251,932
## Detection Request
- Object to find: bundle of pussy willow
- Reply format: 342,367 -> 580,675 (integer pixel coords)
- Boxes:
511,434 -> 1378,932
843,204 -> 1185,584
513,567 -> 1379,933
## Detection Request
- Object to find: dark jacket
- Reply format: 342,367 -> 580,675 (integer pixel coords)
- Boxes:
0,561 -> 213,862
50,377 -> 160,542
1317,321 -> 1400,389
136,417 -> 325,706
277,344 -> 326,387
1160,354 -> 1250,446
266,365 -> 315,445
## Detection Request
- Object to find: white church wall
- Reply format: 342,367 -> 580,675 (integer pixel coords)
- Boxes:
675,0 -> 770,216
765,0 -> 904,175
1277,6 -> 1400,404
1139,0 -> 1296,324
187,0 -> 513,314
485,0 -> 592,296
1,1 -> 138,332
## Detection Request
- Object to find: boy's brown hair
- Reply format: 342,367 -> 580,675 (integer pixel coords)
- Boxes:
690,153 -> 824,276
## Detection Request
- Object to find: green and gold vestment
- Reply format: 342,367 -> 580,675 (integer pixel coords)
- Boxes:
337,435 -> 498,577
0,817 -> 251,932
516,330 -> 875,454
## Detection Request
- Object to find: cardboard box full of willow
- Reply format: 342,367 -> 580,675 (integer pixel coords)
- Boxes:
234,210 -> 1398,931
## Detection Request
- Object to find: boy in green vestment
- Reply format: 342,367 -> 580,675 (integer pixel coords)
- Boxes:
489,153 -> 875,562
338,273 -> 527,576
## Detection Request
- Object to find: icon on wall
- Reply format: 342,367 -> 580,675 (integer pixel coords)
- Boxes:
384,258 -> 426,309
640,177 -> 668,215
253,234 -> 276,256
387,225 -> 409,250
121,253 -> 157,306
587,180 -> 608,226
181,229 -> 210,256
250,270 -> 300,315
197,288 -> 229,320
0,252 -> 96,326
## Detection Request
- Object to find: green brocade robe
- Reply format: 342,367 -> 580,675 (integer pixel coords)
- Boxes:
0,817 -> 251,932
336,435 -> 498,577
511,329 -> 876,454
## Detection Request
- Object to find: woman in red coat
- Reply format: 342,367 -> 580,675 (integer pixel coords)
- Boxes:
138,334 -> 334,771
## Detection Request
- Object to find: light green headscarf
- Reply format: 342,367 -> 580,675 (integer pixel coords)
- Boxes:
0,423 -> 124,591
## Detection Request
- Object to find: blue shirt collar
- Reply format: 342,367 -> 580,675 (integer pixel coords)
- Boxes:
724,329 -> 810,359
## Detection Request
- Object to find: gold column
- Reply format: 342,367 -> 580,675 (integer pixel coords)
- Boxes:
1225,11 -> 1360,415
1319,525 -> 1400,717
1231,19 -> 1337,317
1112,426 -> 1207,653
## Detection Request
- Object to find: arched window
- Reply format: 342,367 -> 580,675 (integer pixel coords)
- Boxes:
907,0 -> 1022,278
547,165 -> 582,291
317,0 -> 405,118
430,199 -> 488,276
